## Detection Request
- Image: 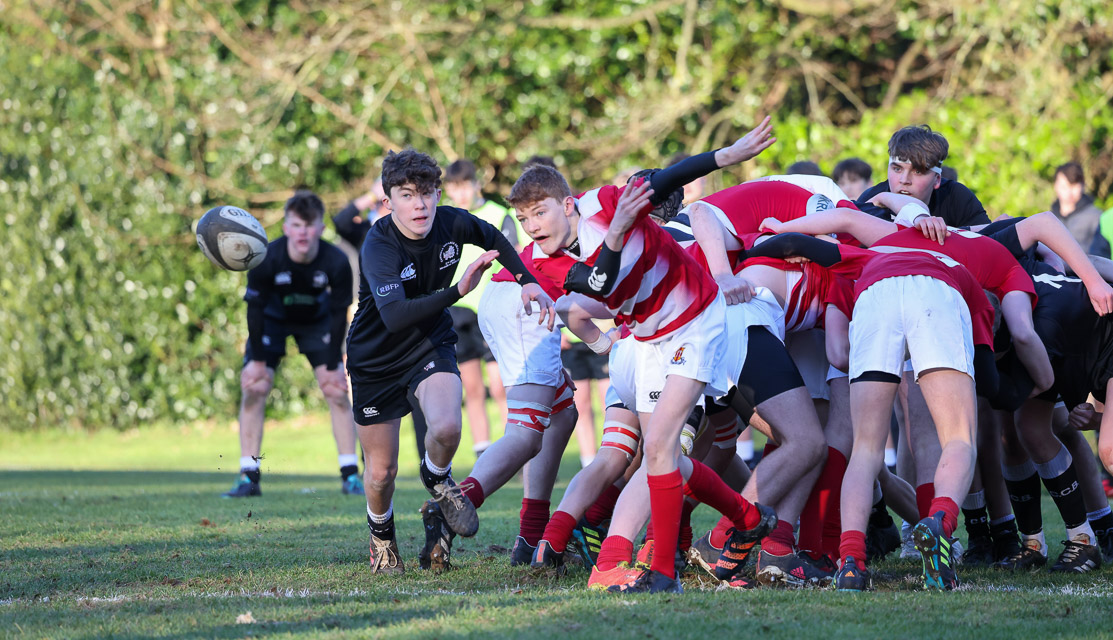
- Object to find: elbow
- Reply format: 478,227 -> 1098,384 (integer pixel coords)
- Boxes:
555,295 -> 575,325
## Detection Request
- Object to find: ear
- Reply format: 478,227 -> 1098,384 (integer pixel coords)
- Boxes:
563,196 -> 576,216
933,174 -> 942,190
382,196 -> 393,212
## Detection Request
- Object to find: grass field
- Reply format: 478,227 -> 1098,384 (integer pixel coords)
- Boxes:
4,413 -> 1113,639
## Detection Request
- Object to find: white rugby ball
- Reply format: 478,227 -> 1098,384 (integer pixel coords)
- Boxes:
196,205 -> 269,271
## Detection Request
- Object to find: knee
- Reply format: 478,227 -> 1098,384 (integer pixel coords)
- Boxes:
506,424 -> 545,457
242,384 -> 271,405
427,417 -> 463,443
366,464 -> 398,492
1098,443 -> 1113,475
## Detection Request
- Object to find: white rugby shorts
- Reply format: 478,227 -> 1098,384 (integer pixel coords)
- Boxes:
849,275 -> 975,381
478,281 -> 564,388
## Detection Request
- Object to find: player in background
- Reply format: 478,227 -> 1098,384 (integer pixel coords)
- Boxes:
224,191 -> 359,498
346,149 -> 554,574
856,125 -> 989,228
832,158 -> 873,201
443,159 -> 522,454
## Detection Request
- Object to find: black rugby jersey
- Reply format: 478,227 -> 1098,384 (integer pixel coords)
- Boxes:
346,206 -> 536,378
981,218 -> 1111,406
244,237 -> 353,360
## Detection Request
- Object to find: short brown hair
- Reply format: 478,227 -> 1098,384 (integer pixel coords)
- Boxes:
832,158 -> 872,183
285,190 -> 324,223
382,148 -> 442,195
1055,162 -> 1084,186
508,165 -> 573,209
888,125 -> 948,173
444,159 -> 478,183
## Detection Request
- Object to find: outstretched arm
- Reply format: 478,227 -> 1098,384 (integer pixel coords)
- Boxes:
759,207 -> 897,246
1014,211 -> 1113,315
1001,290 -> 1054,395
555,293 -> 620,355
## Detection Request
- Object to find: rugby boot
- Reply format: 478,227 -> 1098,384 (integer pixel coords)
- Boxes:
913,512 -> 959,590
428,477 -> 479,537
509,535 -> 536,567
418,500 -> 453,572
569,517 -> 606,567
587,562 -> 640,591
1050,534 -> 1102,573
635,539 -> 655,571
714,502 -> 778,581
865,520 -> 901,562
607,569 -> 683,594
687,531 -> 723,578
369,533 -> 404,575
961,534 -> 995,567
755,549 -> 834,588
899,522 -> 919,560
990,521 -> 1022,563
341,474 -> 365,496
834,556 -> 872,592
996,537 -> 1048,571
530,539 -> 566,572
221,473 -> 261,498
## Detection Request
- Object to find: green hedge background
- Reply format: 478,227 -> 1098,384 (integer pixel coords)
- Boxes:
2,0 -> 1112,430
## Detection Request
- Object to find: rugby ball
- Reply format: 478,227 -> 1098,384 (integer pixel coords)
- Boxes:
196,205 -> 269,271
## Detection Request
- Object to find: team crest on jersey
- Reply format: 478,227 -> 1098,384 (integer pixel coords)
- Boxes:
671,345 -> 688,365
423,361 -> 436,372
275,271 -> 292,286
313,271 -> 328,288
439,242 -> 460,269
400,263 -> 416,280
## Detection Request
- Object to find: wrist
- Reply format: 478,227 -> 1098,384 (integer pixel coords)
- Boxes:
585,329 -> 614,354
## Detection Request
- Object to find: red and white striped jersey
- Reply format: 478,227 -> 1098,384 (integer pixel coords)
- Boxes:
537,184 -> 719,342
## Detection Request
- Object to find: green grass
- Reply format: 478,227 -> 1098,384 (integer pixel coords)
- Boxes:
4,415 -> 1113,639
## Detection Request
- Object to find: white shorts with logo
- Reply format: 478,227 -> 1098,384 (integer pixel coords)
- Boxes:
478,281 -> 564,388
849,275 -> 975,382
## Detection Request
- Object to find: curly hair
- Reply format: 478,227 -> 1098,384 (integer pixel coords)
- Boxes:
381,149 -> 442,195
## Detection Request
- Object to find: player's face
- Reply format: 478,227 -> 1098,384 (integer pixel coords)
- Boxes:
283,213 -> 324,261
443,180 -> 479,209
516,196 -> 576,255
837,176 -> 870,201
887,161 -> 940,204
386,183 -> 441,240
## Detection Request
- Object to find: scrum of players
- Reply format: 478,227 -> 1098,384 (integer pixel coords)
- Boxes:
233,119 -> 1113,593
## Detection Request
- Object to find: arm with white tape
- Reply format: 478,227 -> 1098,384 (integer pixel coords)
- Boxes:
555,293 -> 621,355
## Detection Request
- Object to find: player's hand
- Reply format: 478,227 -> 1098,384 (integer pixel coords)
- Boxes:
914,216 -> 950,245
758,217 -> 784,234
1085,278 -> 1113,316
1068,403 -> 1101,431
456,249 -> 499,297
866,192 -> 895,211
317,366 -> 349,397
716,116 -> 776,166
610,178 -> 654,237
241,360 -> 273,394
714,272 -> 756,305
521,282 -> 556,330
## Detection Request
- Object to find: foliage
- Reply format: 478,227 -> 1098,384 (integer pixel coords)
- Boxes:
2,0 -> 1112,429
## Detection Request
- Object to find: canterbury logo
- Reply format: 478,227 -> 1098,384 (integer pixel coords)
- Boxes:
588,267 -> 607,291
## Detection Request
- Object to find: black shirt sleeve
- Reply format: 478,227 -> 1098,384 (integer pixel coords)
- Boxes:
449,208 -> 538,286
648,151 -> 720,206
325,250 -> 354,368
564,243 -> 621,295
361,237 -> 463,334
854,182 -> 894,220
332,202 -> 372,248
743,232 -> 843,267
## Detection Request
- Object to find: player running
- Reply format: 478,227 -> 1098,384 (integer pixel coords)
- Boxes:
346,149 -> 555,574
